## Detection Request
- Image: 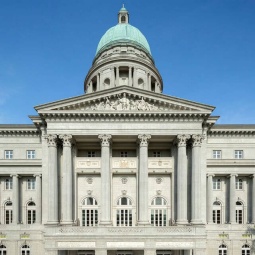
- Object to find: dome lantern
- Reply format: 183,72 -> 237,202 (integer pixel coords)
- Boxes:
118,4 -> 129,24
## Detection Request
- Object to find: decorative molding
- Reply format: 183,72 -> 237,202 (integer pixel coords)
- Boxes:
46,134 -> 58,147
175,134 -> 191,147
156,190 -> 162,195
59,134 -> 73,146
191,134 -> 203,147
138,134 -> 151,146
86,177 -> 93,184
121,190 -> 127,195
98,134 -> 112,146
156,177 -> 163,184
121,177 -> 128,184
87,190 -> 92,195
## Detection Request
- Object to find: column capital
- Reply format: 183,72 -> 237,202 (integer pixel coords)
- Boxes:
207,173 -> 215,178
138,134 -> 151,146
98,134 -> 112,146
228,174 -> 238,178
46,134 -> 58,147
10,174 -> 20,178
175,134 -> 191,147
191,134 -> 203,147
59,134 -> 73,147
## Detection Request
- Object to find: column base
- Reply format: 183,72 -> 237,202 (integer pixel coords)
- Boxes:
176,219 -> 189,225
137,220 -> 151,226
59,220 -> 74,225
45,221 -> 59,225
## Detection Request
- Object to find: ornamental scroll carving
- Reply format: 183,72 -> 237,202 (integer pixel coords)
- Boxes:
191,134 -> 203,147
138,134 -> 151,146
92,96 -> 158,111
46,134 -> 58,147
59,134 -> 73,147
98,134 -> 112,146
175,134 -> 191,147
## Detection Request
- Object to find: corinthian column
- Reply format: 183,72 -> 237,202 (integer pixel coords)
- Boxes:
59,134 -> 73,224
252,175 -> 255,223
229,174 -> 237,224
46,134 -> 59,224
34,174 -> 42,224
138,134 -> 151,225
12,174 -> 19,224
98,134 -> 112,225
176,134 -> 190,224
191,134 -> 203,224
207,174 -> 214,223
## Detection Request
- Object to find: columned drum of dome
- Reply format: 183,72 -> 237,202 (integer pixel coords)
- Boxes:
84,6 -> 163,94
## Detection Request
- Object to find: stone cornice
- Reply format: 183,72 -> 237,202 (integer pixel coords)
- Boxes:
0,125 -> 40,137
208,128 -> 255,137
39,111 -> 209,122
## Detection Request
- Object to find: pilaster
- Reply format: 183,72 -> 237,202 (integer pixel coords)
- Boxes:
252,174 -> 255,223
11,174 -> 20,224
137,134 -> 151,225
59,134 -> 73,225
34,174 -> 42,224
98,134 -> 112,225
229,174 -> 237,224
176,134 -> 190,224
207,174 -> 214,223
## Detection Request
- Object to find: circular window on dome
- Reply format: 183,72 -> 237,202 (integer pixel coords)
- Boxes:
138,78 -> 144,87
104,78 -> 110,87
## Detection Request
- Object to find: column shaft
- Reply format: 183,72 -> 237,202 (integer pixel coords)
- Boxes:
46,135 -> 58,224
229,174 -> 236,223
12,174 -> 19,224
207,174 -> 214,223
252,175 -> 255,223
176,134 -> 190,224
133,68 -> 137,87
128,67 -> 132,86
35,174 -> 42,224
138,134 -> 151,225
116,67 -> 119,86
98,134 -> 112,225
60,134 -> 73,224
191,135 -> 203,224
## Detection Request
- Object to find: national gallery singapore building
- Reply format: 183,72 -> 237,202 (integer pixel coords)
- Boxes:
0,6 -> 255,255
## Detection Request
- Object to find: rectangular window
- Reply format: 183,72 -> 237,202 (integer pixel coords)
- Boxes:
236,209 -> 243,224
212,210 -> 221,224
27,150 -> 35,159
116,209 -> 132,226
82,209 -> 98,226
153,151 -> 161,157
27,210 -> 36,224
5,178 -> 13,190
213,178 -> 221,190
5,210 -> 13,224
27,179 -> 36,190
120,151 -> 128,157
213,150 -> 221,159
87,151 -> 96,157
151,209 -> 167,226
235,150 -> 243,159
236,178 -> 243,190
4,150 -> 13,159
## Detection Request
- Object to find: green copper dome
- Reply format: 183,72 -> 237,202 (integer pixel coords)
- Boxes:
96,23 -> 152,56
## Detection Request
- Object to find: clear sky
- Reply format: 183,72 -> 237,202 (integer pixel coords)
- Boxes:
0,0 -> 255,124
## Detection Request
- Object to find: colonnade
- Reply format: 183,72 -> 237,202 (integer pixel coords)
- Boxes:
10,174 -> 42,224
207,173 -> 255,223
86,66 -> 161,93
46,133 -> 204,225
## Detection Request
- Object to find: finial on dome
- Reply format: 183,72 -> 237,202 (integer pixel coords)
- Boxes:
118,5 -> 129,24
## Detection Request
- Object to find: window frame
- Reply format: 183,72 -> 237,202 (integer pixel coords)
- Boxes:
0,244 -> 7,255
5,178 -> 13,190
153,151 -> 161,157
4,201 -> 13,224
21,244 -> 30,255
26,150 -> 35,159
213,150 -> 222,159
212,201 -> 222,224
27,201 -> 36,224
235,150 -> 243,159
87,151 -> 96,157
242,244 -> 250,255
151,197 -> 168,227
236,201 -> 244,224
81,197 -> 98,227
213,178 -> 221,190
27,178 -> 36,190
218,244 -> 227,255
4,150 -> 13,159
116,196 -> 133,227
236,178 -> 243,190
120,151 -> 128,157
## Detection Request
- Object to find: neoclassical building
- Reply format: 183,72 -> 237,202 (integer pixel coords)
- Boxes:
0,6 -> 255,255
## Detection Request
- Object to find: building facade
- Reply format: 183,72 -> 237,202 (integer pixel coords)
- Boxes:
0,6 -> 255,255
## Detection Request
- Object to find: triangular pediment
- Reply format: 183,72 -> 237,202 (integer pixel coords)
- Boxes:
35,86 -> 215,114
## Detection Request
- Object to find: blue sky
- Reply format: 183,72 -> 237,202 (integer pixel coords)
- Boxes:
0,0 -> 255,124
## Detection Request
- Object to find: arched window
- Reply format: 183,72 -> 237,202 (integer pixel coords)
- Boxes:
242,244 -> 250,255
5,178 -> 12,190
81,197 -> 98,226
151,197 -> 167,226
4,201 -> 12,224
27,201 -> 36,224
236,201 -> 244,224
213,201 -> 222,224
236,178 -> 243,190
0,244 -> 7,255
21,245 -> 30,255
121,16 -> 126,23
116,197 -> 133,226
219,244 -> 227,255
